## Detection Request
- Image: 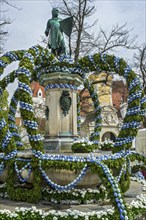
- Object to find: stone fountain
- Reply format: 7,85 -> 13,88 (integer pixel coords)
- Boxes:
40,72 -> 83,152
38,72 -> 101,187
0,10 -> 145,217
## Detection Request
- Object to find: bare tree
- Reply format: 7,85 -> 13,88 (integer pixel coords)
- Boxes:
59,0 -> 137,62
59,0 -> 139,125
60,0 -> 96,61
0,0 -> 21,53
134,44 -> 146,94
1,0 -> 20,9
96,23 -> 138,53
133,44 -> 146,127
0,5 -> 11,53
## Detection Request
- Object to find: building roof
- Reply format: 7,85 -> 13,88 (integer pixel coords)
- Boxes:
31,81 -> 45,98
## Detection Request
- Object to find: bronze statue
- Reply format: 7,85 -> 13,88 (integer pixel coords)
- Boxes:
45,8 -> 73,56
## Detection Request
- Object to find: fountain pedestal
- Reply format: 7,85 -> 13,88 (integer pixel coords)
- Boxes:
40,72 -> 83,152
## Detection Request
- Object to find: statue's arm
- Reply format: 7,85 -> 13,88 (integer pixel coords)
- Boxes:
45,20 -> 51,37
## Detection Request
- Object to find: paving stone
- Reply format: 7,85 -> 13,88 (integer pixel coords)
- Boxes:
70,205 -> 91,212
0,180 -> 144,214
86,204 -> 105,211
0,199 -> 52,212
40,201 -> 71,210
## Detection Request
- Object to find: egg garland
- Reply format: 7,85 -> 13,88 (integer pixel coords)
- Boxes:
0,146 -> 146,219
8,90 -> 23,148
0,46 -> 46,202
39,161 -> 88,191
45,83 -> 77,91
14,161 -> 32,183
0,50 -> 26,154
0,45 -> 146,219
78,53 -> 145,153
0,50 -> 24,75
77,93 -> 81,134
84,78 -> 102,144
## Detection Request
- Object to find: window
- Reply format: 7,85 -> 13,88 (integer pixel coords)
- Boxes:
102,132 -> 116,142
37,89 -> 42,97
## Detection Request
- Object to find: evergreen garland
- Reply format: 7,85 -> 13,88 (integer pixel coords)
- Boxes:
0,45 -> 145,219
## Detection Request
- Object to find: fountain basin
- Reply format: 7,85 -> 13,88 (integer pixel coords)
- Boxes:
0,167 -> 101,188
0,150 -> 104,188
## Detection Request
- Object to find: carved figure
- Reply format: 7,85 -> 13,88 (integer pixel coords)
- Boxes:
45,8 -> 73,56
60,91 -> 72,116
45,106 -> 49,120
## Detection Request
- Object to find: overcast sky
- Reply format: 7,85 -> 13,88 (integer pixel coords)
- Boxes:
1,0 -> 146,95
2,0 -> 146,60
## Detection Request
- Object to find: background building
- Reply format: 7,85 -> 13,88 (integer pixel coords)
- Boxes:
15,77 -> 128,143
80,72 -> 128,141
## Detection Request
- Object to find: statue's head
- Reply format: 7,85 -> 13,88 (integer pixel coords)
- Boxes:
52,8 -> 59,18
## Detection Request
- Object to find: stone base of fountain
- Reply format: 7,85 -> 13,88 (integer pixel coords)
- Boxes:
43,134 -> 78,152
45,169 -> 101,188
0,151 -> 102,188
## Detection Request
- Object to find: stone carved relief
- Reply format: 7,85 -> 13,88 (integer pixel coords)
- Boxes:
103,113 -> 118,124
101,106 -> 119,125
60,91 -> 72,116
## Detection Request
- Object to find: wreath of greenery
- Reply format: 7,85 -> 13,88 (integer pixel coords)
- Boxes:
0,45 -> 146,219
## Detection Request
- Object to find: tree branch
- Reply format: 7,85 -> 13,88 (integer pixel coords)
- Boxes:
2,0 -> 22,10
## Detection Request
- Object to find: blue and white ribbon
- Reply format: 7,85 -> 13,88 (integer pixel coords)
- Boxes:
8,115 -> 15,122
114,137 -> 134,147
20,101 -> 34,112
45,83 -> 77,91
18,82 -> 32,95
0,60 -> 7,68
128,78 -> 142,90
128,91 -> 142,103
114,57 -> 120,69
121,121 -> 141,129
124,66 -> 132,78
31,46 -> 40,56
23,120 -> 38,129
28,134 -> 43,141
23,52 -> 34,63
11,132 -> 20,138
2,131 -> 13,149
16,141 -> 23,147
126,106 -> 140,116
9,124 -> 18,129
9,106 -> 16,114
11,96 -> 18,105
3,150 -> 17,160
16,67 -> 31,78
0,119 -> 6,130
0,162 -> 5,176
5,52 -> 18,61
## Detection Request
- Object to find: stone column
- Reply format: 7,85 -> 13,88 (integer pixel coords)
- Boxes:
40,72 -> 83,152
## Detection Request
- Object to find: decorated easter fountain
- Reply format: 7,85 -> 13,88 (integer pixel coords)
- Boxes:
0,45 -> 146,219
0,11 -> 146,220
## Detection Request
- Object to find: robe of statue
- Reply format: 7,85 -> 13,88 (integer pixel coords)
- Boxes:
45,8 -> 73,55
